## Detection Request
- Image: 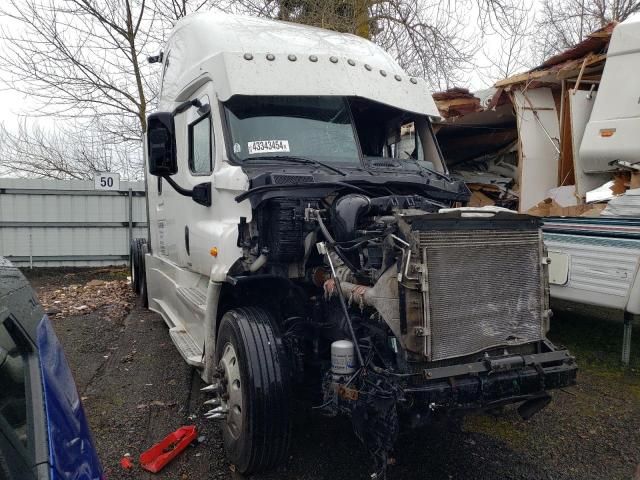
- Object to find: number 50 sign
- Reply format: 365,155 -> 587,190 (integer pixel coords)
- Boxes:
94,172 -> 121,191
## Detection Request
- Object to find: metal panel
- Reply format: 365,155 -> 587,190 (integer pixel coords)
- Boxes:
580,16 -> 640,173
569,91 -> 610,197
513,88 -> 561,212
545,232 -> 640,311
0,179 -> 147,267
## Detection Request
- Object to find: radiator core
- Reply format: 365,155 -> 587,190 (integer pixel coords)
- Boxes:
413,227 -> 545,361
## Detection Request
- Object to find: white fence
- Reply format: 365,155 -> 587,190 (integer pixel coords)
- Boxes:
0,178 -> 147,267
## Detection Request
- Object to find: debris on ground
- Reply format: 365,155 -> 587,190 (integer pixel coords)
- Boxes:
119,455 -> 134,470
37,277 -> 134,321
525,198 -> 608,217
139,426 -> 198,473
28,268 -> 639,480
602,188 -> 640,217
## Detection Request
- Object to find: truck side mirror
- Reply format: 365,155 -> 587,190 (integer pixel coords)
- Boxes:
147,112 -> 177,176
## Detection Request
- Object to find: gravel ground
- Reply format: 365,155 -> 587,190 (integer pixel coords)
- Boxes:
24,268 -> 640,480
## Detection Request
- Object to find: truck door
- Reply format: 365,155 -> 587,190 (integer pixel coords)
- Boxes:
147,79 -> 249,280
170,81 -> 231,278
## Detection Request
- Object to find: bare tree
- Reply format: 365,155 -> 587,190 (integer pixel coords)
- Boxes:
0,119 -> 142,180
152,0 -> 211,20
229,0 -> 531,90
481,2 -> 533,80
534,0 -> 640,61
0,0 -> 156,141
0,0 -> 221,179
151,0 -> 230,34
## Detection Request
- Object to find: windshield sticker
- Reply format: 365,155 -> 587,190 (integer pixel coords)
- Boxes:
233,142 -> 242,154
247,140 -> 290,155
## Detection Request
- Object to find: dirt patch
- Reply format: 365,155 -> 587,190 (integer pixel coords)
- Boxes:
24,267 -> 134,321
31,268 -> 640,480
23,266 -> 128,289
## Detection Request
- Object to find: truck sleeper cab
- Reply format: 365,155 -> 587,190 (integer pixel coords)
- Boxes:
131,12 -> 577,478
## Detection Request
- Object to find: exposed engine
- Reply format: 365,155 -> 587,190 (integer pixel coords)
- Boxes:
236,191 -> 575,478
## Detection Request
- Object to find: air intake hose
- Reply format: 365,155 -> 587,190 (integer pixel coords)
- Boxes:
331,194 -> 371,242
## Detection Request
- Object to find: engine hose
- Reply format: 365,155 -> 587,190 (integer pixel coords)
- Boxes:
337,238 -> 377,252
315,212 -> 360,273
315,211 -> 337,245
249,252 -> 268,272
323,244 -> 365,367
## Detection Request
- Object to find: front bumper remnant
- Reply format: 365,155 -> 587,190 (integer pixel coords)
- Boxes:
405,350 -> 577,410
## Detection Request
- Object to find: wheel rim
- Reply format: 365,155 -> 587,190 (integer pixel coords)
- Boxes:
219,342 -> 243,439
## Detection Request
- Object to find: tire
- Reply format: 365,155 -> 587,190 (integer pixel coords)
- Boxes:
215,307 -> 291,474
129,242 -> 139,294
130,238 -> 147,295
139,242 -> 149,309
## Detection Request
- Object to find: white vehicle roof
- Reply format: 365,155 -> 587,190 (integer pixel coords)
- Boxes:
158,12 -> 440,118
607,12 -> 640,56
579,13 -> 640,172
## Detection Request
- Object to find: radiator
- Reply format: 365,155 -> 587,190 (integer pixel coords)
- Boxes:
407,216 -> 546,361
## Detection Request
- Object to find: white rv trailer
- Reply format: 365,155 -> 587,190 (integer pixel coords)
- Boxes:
544,15 -> 640,364
434,15 -> 640,366
131,11 -> 576,477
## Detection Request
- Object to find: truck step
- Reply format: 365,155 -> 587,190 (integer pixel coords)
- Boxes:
169,327 -> 203,368
176,286 -> 207,314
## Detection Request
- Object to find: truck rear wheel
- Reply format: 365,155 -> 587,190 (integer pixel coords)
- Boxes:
215,307 -> 291,474
129,242 -> 139,294
138,242 -> 149,308
130,238 -> 148,307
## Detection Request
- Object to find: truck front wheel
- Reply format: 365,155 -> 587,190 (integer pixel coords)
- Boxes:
215,307 -> 291,474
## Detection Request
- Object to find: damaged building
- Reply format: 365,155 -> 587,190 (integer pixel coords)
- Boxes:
432,16 -> 640,366
435,21 -> 640,216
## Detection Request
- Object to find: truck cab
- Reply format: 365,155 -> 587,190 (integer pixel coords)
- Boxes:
131,12 -> 577,478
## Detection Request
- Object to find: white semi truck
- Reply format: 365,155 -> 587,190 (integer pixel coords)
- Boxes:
131,12 -> 577,477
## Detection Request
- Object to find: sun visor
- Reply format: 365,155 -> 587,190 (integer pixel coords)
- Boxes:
208,52 -> 441,119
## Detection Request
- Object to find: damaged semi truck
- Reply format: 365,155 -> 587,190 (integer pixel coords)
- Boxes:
130,12 -> 577,478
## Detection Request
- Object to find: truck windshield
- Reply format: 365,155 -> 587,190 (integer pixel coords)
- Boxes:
224,96 -> 361,166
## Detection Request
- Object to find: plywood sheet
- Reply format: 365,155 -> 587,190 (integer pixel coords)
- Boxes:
513,88 -> 561,211
558,89 -> 576,186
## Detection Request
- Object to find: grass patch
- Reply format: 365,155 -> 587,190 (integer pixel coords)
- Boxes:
549,304 -> 640,376
463,413 -> 527,448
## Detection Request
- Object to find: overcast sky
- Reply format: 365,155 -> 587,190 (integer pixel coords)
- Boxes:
0,88 -> 28,124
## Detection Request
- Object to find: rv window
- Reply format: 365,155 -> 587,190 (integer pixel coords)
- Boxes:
188,115 -> 213,175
